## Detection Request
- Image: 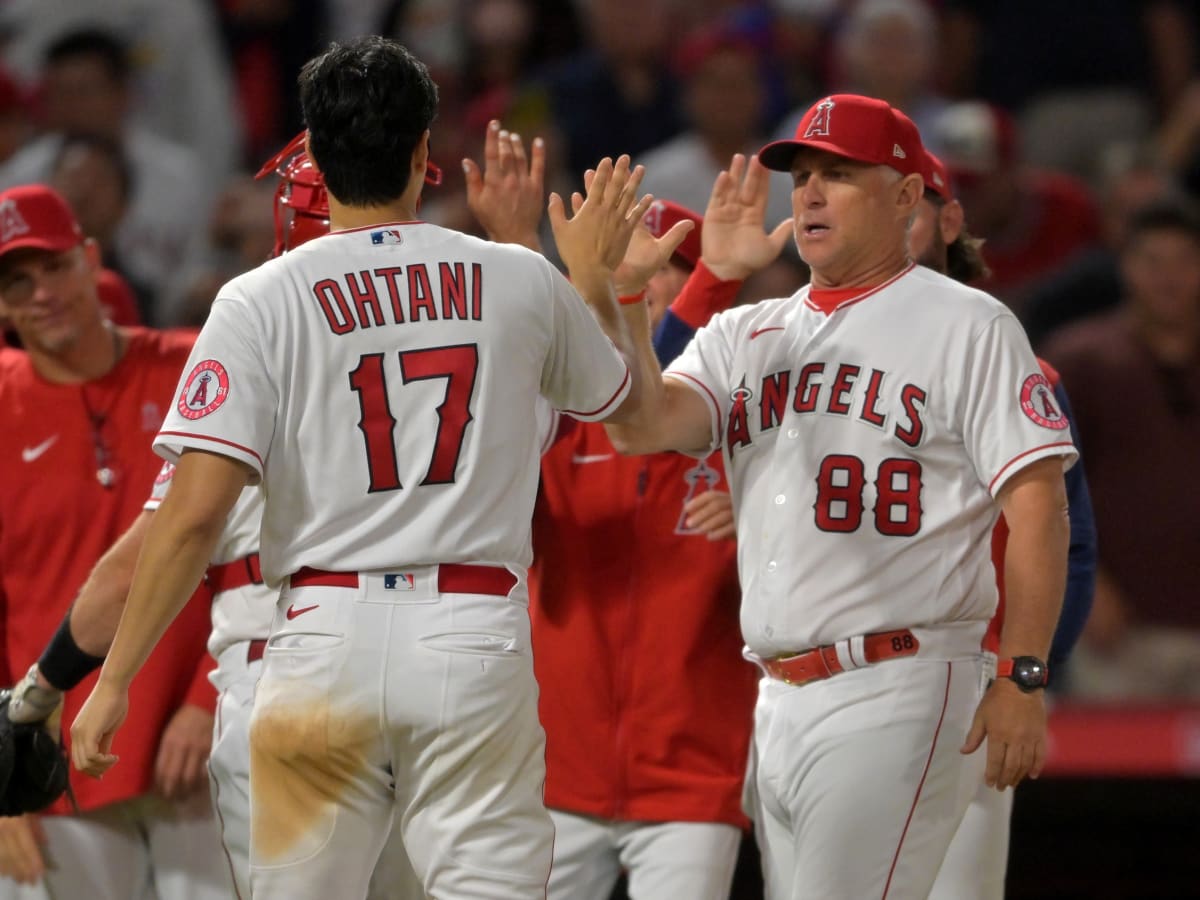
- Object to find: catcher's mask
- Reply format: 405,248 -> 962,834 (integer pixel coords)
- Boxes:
255,131 -> 444,257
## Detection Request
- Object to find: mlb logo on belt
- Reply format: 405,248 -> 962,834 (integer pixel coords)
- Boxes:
371,228 -> 403,245
384,573 -> 415,591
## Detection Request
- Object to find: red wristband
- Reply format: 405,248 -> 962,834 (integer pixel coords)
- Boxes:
617,289 -> 646,306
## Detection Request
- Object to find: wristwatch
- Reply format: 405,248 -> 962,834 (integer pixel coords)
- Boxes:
996,656 -> 1049,692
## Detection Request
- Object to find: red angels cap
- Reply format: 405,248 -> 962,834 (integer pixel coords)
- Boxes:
0,184 -> 84,261
758,93 -> 925,178
642,199 -> 703,270
923,150 -> 954,202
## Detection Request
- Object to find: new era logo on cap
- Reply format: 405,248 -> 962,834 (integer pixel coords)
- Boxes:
0,185 -> 84,260
758,94 -> 925,178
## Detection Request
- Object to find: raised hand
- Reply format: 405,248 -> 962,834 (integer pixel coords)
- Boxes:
463,120 -> 546,250
548,156 -> 655,287
702,153 -> 793,280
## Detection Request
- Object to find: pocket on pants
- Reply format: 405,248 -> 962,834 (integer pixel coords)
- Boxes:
418,630 -> 522,658
250,630 -> 370,868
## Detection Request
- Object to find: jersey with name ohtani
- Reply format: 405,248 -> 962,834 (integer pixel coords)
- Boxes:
153,222 -> 630,583
665,264 -> 1077,657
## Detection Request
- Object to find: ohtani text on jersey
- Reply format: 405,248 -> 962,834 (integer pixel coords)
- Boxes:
311,262 -> 483,335
727,362 -> 927,452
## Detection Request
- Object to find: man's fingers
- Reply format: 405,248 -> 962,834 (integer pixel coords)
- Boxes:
546,192 -> 567,231
626,192 -> 655,229
571,192 -> 585,215
483,119 -> 501,168
1029,738 -> 1047,780
740,155 -> 772,207
461,158 -> 482,197
497,129 -> 513,172
528,137 -> 547,191
960,712 -> 986,755
509,132 -> 527,171
655,219 -> 696,258
984,739 -> 1005,789
586,158 -> 614,204
769,218 -> 795,250
727,154 -> 747,200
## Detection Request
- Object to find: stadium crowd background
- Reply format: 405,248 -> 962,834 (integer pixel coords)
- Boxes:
1,1 -> 1198,897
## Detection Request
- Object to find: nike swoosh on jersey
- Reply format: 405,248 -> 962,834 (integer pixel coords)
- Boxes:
21,435 -> 59,462
749,326 -> 785,340
571,453 -> 614,464
285,604 -> 319,620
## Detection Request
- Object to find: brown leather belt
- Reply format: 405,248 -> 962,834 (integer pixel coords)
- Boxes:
763,629 -> 920,686
206,553 -> 263,594
289,564 -> 517,597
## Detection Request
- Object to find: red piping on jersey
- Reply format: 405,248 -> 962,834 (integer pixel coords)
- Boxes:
157,431 -> 265,468
663,371 -> 723,440
881,662 -> 952,899
750,326 -> 785,340
805,263 -> 916,315
562,366 -> 631,418
988,441 -> 1075,494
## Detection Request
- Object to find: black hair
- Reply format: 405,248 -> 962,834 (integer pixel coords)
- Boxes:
1123,197 -> 1200,250
45,28 -> 130,85
298,36 -> 438,207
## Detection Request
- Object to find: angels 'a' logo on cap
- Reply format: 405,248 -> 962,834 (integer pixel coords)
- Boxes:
1020,373 -> 1069,430
803,98 -> 836,139
178,359 -> 230,420
0,199 -> 30,243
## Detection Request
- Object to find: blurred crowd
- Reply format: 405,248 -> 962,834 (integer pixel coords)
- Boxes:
1,0 -> 1198,702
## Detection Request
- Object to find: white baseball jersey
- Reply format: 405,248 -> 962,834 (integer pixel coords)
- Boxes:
146,462 -> 274,657
153,223 -> 630,584
665,263 -> 1077,657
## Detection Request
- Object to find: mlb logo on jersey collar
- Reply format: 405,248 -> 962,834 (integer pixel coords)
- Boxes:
384,573 -> 416,591
371,228 -> 403,245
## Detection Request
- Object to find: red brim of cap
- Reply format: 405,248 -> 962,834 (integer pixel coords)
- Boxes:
0,235 -> 81,259
758,136 -> 879,172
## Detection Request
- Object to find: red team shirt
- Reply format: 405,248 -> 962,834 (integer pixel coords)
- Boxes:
0,330 -> 216,812
531,419 -> 757,827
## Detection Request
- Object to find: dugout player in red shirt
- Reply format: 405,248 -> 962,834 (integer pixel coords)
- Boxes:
0,185 -> 232,897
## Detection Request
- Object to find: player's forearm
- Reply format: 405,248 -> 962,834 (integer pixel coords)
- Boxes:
998,465 -> 1070,662
97,504 -> 223,691
97,450 -> 246,691
604,300 -> 673,448
68,510 -> 154,657
570,268 -> 646,422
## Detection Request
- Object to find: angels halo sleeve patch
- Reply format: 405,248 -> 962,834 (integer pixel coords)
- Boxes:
1019,373 -> 1069,430
178,359 -> 231,420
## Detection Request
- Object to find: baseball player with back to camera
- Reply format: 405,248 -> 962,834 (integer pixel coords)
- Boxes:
2,132 -> 445,900
68,35 -> 665,900
600,93 -> 1078,899
913,150 -> 1097,900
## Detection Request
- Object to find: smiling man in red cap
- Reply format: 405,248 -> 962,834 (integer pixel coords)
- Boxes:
0,182 -> 231,898
596,93 -> 1079,898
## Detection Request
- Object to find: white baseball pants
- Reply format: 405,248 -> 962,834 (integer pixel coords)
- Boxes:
928,764 -> 1013,900
13,792 -> 232,900
546,810 -> 741,900
210,639 -> 423,900
748,656 -> 985,900
248,567 -> 553,900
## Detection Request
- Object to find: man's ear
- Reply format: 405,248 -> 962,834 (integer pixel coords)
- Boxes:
413,129 -> 431,176
939,199 -> 965,245
896,173 -> 925,217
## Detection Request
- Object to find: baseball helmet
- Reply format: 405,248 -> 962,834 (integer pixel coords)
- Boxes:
255,131 -> 444,257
